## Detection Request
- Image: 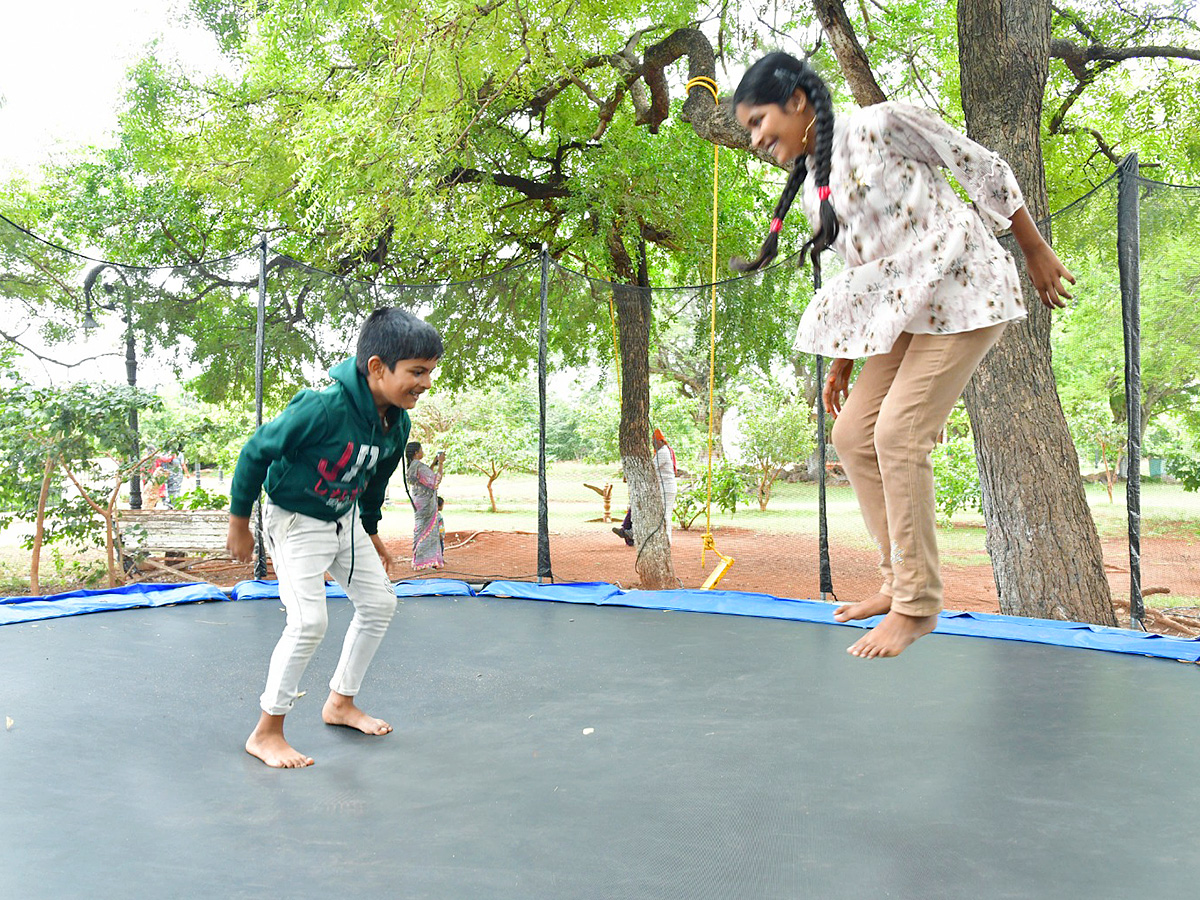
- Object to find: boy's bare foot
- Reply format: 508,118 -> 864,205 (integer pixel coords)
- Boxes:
323,692 -> 393,735
246,714 -> 314,768
847,610 -> 938,659
833,591 -> 892,623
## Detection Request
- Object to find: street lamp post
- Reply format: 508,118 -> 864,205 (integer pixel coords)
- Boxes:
83,264 -> 141,509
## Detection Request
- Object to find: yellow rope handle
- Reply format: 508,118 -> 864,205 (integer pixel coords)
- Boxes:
686,76 -> 722,568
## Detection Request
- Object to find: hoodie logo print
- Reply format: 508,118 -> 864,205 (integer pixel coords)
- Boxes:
315,443 -> 381,504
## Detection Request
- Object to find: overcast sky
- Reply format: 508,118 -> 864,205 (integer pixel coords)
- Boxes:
0,0 -> 217,178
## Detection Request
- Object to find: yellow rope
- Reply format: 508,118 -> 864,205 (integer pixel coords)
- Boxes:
685,76 -> 733,583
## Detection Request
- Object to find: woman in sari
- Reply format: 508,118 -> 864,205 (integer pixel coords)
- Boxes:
405,441 -> 445,570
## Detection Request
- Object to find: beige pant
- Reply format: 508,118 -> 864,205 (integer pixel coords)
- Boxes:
830,324 -> 1006,617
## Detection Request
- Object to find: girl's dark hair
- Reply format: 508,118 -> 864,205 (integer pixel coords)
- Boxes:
405,441 -> 422,462
730,52 -> 840,276
356,308 -> 444,376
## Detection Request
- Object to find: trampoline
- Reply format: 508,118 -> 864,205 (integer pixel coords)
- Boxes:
2,581 -> 1198,900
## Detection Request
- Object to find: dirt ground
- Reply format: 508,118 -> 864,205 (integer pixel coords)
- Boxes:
178,525 -> 1200,639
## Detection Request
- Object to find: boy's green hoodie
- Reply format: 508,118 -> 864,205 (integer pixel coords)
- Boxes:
229,358 -> 410,535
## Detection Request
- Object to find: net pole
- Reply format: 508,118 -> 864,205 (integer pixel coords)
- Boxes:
1117,153 -> 1143,628
816,356 -> 834,600
254,233 -> 269,580
536,244 -> 554,582
814,268 -> 834,600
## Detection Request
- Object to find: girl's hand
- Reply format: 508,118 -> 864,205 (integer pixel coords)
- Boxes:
1008,205 -> 1074,309
823,358 -> 854,418
1024,243 -> 1075,309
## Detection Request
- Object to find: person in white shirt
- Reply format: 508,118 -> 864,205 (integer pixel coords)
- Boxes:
733,51 -> 1074,660
653,428 -> 678,546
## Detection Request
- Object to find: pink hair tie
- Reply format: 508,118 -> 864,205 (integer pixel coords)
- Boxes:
769,217 -> 783,234
818,186 -> 832,201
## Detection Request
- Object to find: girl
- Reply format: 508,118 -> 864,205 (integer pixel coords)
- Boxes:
405,441 -> 445,570
732,52 -> 1074,658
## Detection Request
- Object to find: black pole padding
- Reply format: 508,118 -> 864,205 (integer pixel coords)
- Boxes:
254,233 -> 269,581
536,245 -> 554,582
813,266 -> 835,600
816,353 -> 835,600
1117,154 -> 1143,629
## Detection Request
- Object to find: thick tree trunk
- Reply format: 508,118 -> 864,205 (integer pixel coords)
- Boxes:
608,230 -> 676,589
958,0 -> 1115,624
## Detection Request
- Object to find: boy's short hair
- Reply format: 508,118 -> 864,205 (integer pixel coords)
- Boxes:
356,308 -> 444,375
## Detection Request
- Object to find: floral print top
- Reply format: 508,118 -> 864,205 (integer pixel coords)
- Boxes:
793,102 -> 1026,359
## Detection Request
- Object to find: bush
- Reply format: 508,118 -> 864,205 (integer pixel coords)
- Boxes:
931,409 -> 982,524
674,461 -> 748,530
174,486 -> 230,511
1165,453 -> 1200,492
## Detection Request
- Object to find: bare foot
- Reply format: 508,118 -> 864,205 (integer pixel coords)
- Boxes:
322,692 -> 393,735
847,610 -> 938,659
245,715 -> 314,768
833,591 -> 892,623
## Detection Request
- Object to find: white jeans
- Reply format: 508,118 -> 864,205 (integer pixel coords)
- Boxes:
259,501 -> 397,716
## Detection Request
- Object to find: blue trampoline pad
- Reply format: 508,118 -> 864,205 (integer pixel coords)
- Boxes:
2,592 -> 1198,899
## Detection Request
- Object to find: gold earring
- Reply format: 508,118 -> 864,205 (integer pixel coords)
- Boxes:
802,114 -> 816,145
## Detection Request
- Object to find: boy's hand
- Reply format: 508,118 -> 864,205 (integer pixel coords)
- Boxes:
370,533 -> 397,578
227,516 -> 255,562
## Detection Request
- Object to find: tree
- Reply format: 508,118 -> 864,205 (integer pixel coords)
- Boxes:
0,352 -> 163,592
737,379 -> 815,510
426,380 -> 539,513
7,2 -> 798,589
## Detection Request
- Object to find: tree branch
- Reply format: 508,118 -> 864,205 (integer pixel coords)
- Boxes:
811,0 -> 888,106
439,166 -> 571,199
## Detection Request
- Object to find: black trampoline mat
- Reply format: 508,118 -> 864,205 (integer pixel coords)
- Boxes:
2,595 -> 1198,899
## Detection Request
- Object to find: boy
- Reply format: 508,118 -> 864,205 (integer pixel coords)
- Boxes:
227,308 -> 443,768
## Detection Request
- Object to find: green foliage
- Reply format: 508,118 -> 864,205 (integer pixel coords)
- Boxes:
550,376 -> 704,465
931,407 -> 982,524
737,379 -> 816,510
173,485 -> 230,511
674,460 -> 747,530
0,350 -> 162,550
420,378 -> 539,511
1166,454 -> 1200,492
139,387 -> 257,471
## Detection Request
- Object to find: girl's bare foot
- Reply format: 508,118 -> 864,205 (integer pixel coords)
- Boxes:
322,692 -> 393,735
833,591 -> 892,623
847,610 -> 938,659
245,713 -> 313,768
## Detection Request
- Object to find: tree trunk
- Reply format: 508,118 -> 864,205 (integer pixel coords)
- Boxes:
608,229 -> 676,589
487,472 -> 498,513
958,0 -> 1115,624
30,453 -> 55,596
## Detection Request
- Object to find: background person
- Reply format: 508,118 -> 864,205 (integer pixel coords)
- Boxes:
652,428 -> 678,546
405,441 -> 445,570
